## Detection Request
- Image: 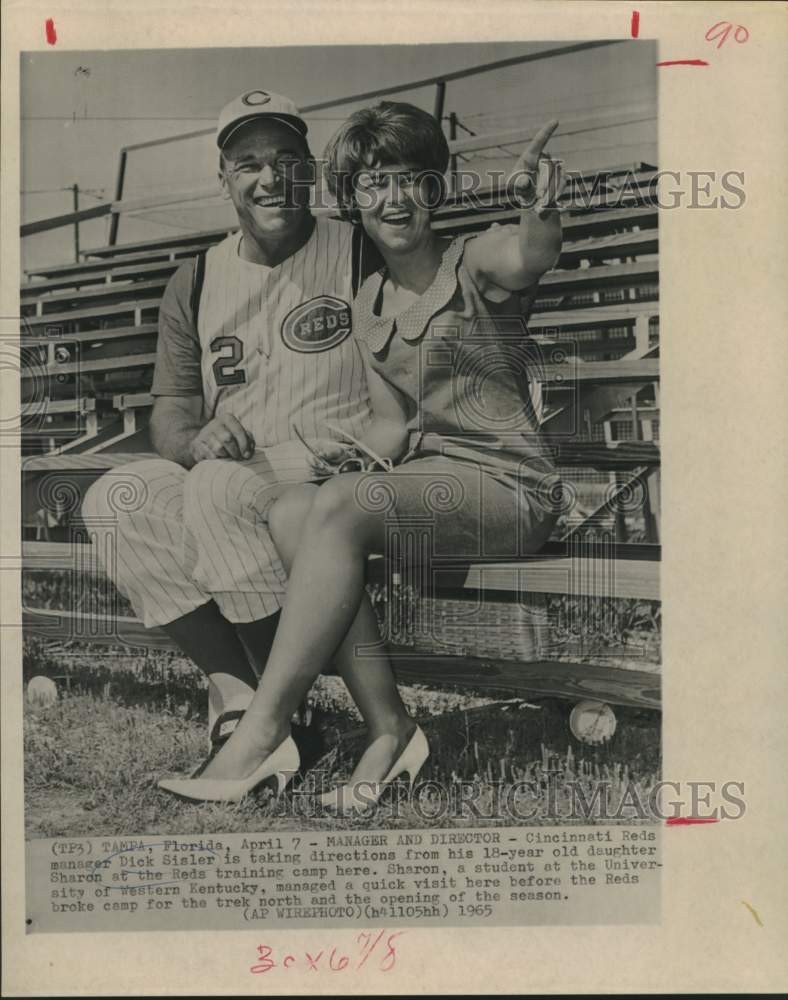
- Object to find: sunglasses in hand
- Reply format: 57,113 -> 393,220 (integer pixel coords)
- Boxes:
292,423 -> 394,475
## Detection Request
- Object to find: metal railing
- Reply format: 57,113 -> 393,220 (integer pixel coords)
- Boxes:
21,40 -> 629,245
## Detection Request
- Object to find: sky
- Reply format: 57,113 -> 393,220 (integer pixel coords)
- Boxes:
20,41 -> 656,271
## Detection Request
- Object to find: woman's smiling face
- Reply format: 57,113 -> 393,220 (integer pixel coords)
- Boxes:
354,162 -> 436,255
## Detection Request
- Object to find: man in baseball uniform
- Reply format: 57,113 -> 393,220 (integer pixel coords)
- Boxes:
83,90 -> 374,767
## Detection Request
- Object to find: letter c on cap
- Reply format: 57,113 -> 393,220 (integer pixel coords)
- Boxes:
242,91 -> 271,106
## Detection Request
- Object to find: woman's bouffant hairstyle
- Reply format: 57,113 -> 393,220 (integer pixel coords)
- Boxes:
324,101 -> 450,222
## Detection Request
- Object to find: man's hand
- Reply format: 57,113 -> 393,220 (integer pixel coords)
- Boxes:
190,414 -> 255,463
508,120 -> 567,216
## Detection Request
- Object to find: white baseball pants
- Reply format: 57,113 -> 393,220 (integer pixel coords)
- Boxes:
82,443 -> 319,627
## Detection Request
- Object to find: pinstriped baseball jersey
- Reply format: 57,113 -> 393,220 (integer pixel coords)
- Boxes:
197,218 -> 371,448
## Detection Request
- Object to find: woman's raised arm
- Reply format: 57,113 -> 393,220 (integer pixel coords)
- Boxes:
466,120 -> 566,297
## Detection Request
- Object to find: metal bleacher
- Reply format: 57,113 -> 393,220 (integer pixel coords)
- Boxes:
20,178 -> 659,441
20,64 -> 660,713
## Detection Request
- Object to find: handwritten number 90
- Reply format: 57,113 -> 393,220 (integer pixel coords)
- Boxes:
705,22 -> 749,49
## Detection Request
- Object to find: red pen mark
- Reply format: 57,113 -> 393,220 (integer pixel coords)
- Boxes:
250,945 -> 275,974
45,19 -> 57,45
250,933 -> 405,975
380,932 -> 405,972
666,816 -> 720,825
656,59 -> 709,68
329,948 -> 350,972
631,11 -> 640,38
305,950 -> 323,971
356,929 -> 385,969
658,19 -> 748,67
706,21 -> 749,48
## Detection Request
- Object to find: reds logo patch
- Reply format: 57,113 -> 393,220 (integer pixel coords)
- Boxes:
281,296 -> 352,353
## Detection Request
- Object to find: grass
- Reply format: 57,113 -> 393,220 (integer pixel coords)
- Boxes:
23,640 -> 662,838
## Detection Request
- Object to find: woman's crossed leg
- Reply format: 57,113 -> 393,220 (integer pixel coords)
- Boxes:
197,472 -> 413,784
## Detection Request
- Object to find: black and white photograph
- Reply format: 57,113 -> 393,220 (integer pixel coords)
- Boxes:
17,37 -> 665,931
3,0 -> 787,991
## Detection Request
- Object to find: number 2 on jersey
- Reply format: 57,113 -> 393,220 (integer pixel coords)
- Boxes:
211,335 -> 246,386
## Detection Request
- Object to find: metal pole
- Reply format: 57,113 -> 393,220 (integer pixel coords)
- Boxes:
449,112 -> 458,196
433,81 -> 446,122
109,149 -> 127,246
300,40 -> 626,114
20,202 -> 112,238
72,184 -> 80,261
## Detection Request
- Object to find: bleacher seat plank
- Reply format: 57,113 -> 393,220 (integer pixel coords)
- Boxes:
565,192 -> 656,213
437,204 -> 659,238
23,323 -> 157,346
436,204 -> 657,238
439,214 -> 658,263
25,301 -> 159,330
438,192 -> 657,232
389,651 -> 660,710
559,230 -> 658,265
22,540 -> 658,602
439,557 -> 658,601
541,260 -> 658,294
113,391 -> 156,410
543,358 -> 658,384
20,353 -> 157,380
22,260 -> 181,297
561,206 -> 658,238
548,440 -> 659,469
439,163 -> 654,208
25,238 -> 229,280
36,397 -> 97,415
527,302 -> 657,330
25,277 -> 169,312
23,453 -> 158,474
19,607 -> 659,710
435,217 -> 658,263
80,227 -> 237,261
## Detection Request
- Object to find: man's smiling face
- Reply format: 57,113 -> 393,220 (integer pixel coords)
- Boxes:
219,119 -> 313,241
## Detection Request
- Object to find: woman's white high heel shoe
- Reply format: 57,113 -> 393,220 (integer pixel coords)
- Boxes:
319,726 -> 429,813
157,736 -> 300,804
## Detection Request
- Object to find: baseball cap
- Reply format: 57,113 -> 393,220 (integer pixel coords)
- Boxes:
216,90 -> 308,149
